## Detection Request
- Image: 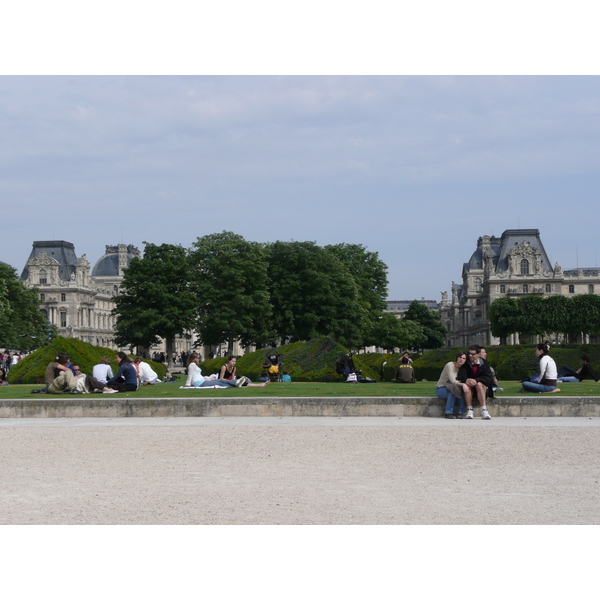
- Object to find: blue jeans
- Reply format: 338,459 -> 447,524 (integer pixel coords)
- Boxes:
193,378 -> 237,388
557,376 -> 579,383
522,381 -> 557,393
436,387 -> 465,415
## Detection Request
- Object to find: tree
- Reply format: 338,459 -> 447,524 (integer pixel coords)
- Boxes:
266,241 -> 368,348
489,296 -> 520,343
543,295 -> 571,339
569,294 -> 600,339
112,243 -> 197,366
190,232 -> 273,354
0,262 -> 48,352
365,313 -> 426,352
403,300 -> 447,350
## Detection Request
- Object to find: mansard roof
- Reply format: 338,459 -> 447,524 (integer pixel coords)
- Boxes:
463,229 -> 553,275
20,240 -> 78,282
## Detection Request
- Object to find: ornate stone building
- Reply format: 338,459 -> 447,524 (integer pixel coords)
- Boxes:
21,241 -> 141,348
440,229 -> 600,347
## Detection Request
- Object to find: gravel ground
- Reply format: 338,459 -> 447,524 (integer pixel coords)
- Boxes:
1,419 -> 599,524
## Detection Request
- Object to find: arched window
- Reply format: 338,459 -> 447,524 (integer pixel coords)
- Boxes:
520,259 -> 530,275
39,269 -> 47,285
499,284 -> 506,294
589,284 -> 595,294
113,285 -> 119,295
545,284 -> 552,293
569,284 -> 575,293
523,284 -> 529,293
474,277 -> 482,292
476,298 -> 482,306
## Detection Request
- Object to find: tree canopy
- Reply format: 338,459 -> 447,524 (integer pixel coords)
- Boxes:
266,241 -> 368,348
190,231 -> 272,354
0,262 -> 48,352
112,243 -> 197,364
403,300 -> 447,350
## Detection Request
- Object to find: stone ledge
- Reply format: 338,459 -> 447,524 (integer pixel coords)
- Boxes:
1,396 -> 599,418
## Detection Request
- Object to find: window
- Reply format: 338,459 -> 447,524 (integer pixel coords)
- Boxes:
569,284 -> 575,293
476,299 -> 482,306
545,284 -> 552,293
113,285 -> 119,295
499,284 -> 506,294
39,269 -> 47,285
60,293 -> 66,302
520,259 -> 529,275
589,284 -> 595,294
40,293 -> 45,302
60,312 -> 67,328
474,277 -> 482,292
523,284 -> 529,293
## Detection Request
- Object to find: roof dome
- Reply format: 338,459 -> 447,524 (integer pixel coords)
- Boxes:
92,244 -> 141,277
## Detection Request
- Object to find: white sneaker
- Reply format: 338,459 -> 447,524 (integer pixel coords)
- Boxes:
465,408 -> 474,419
481,408 -> 492,420
235,376 -> 247,387
103,389 -> 118,394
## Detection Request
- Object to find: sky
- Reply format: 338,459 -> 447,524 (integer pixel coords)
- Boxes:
3,75 -> 599,302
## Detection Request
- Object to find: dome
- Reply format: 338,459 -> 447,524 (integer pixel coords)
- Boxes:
92,244 -> 141,277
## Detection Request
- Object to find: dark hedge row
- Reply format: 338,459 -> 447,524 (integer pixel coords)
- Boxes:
412,344 -> 600,382
7,337 -> 165,384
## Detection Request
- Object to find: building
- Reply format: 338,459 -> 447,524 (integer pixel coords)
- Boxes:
439,229 -> 600,347
386,299 -> 440,318
20,241 -> 142,348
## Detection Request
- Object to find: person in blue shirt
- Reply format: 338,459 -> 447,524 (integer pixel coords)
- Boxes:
105,352 -> 138,392
281,370 -> 292,382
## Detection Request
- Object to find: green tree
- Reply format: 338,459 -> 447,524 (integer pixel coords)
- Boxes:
365,313 -> 425,352
266,241 -> 368,348
112,243 -> 197,366
403,300 -> 447,350
489,296 -> 520,343
190,232 -> 273,354
515,296 -> 547,336
0,262 -> 48,352
543,295 -> 571,339
569,294 -> 600,339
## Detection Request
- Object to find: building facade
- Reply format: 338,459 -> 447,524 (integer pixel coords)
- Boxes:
439,229 -> 600,347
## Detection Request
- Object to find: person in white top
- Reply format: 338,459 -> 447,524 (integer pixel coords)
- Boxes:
522,343 -> 561,393
133,357 -> 161,385
92,357 -> 113,385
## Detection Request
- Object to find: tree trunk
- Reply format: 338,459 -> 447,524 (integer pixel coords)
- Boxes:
227,332 -> 234,356
165,336 -> 175,370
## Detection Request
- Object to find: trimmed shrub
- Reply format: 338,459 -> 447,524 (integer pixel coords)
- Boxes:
199,337 -> 383,382
8,337 -> 165,384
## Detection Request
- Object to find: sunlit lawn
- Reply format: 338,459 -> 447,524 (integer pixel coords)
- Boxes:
2,380 -> 600,399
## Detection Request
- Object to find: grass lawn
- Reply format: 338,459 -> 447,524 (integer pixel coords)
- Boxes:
2,379 -> 600,399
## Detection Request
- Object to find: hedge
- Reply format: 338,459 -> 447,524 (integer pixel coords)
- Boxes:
199,337 -> 384,382
412,344 -> 600,382
7,337 -> 165,384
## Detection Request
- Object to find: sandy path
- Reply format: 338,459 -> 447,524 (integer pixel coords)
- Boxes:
1,421 -> 599,525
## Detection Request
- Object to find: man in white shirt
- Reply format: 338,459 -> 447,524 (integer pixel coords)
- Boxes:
92,357 -> 113,385
133,357 -> 161,385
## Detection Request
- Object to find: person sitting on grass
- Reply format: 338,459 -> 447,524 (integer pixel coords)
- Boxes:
521,343 -> 561,394
186,353 -> 269,388
395,356 -> 416,383
0,368 -> 9,386
133,356 -> 161,385
92,357 -> 113,385
281,370 -> 292,382
557,356 -> 600,383
105,352 -> 138,393
219,356 -> 237,380
257,370 -> 270,383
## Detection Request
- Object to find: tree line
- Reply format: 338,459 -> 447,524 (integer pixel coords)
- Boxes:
489,294 -> 600,343
0,262 -> 51,352
112,232 -> 447,357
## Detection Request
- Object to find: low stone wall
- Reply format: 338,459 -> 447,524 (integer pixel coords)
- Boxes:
1,396 -> 600,418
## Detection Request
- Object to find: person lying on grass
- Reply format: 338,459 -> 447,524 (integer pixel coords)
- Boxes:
186,353 -> 269,388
